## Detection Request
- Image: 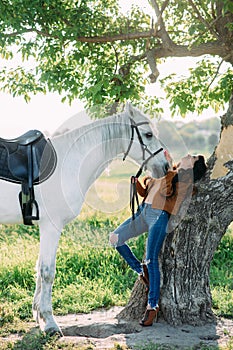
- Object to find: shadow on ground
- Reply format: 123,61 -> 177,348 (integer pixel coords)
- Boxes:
57,307 -> 233,349
1,307 -> 232,350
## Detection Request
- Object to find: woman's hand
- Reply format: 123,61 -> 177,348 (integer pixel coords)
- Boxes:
164,150 -> 173,170
131,176 -> 138,184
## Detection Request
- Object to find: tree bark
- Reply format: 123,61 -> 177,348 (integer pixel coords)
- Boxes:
118,93 -> 233,326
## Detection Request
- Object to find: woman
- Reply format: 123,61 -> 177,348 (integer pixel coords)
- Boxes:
109,154 -> 207,326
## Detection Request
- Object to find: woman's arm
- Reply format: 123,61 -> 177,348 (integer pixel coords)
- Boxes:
135,176 -> 152,197
135,179 -> 147,197
159,171 -> 176,197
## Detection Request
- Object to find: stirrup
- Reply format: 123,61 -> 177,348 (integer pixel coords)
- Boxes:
24,198 -> 39,221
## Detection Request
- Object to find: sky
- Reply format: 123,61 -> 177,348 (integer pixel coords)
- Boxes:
0,0 -> 227,138
0,56 -> 225,138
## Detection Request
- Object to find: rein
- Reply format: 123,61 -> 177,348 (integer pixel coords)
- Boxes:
130,147 -> 163,219
123,117 -> 163,219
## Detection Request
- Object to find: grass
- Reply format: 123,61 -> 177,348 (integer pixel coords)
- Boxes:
0,333 -> 90,349
210,228 -> 233,319
0,211 -> 145,330
0,168 -> 232,349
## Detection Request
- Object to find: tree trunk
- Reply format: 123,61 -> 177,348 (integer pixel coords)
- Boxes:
118,93 -> 233,326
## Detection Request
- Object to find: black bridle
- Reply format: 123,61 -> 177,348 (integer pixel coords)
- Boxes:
123,118 -> 163,177
123,118 -> 163,218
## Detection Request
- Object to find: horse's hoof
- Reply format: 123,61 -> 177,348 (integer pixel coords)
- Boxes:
45,327 -> 63,337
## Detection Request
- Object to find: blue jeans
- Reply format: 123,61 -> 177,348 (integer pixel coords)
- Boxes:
113,203 -> 169,308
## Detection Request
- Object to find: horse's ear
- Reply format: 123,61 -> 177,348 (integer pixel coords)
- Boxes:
124,101 -> 134,117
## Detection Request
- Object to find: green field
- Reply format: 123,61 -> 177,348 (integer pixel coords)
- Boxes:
0,162 -> 232,349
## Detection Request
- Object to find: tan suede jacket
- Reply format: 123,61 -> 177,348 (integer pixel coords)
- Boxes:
136,170 -> 194,215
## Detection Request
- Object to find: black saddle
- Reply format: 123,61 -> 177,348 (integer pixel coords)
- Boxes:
0,130 -> 57,225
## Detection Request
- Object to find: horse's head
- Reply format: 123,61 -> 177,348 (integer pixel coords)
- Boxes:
123,102 -> 170,177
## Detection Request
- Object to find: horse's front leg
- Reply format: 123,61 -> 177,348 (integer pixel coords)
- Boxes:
33,222 -> 62,335
32,259 -> 42,323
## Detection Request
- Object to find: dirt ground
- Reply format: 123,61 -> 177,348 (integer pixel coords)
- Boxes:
55,306 -> 233,349
1,307 -> 232,349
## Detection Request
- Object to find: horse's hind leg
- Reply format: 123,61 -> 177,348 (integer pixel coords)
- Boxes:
33,222 -> 62,335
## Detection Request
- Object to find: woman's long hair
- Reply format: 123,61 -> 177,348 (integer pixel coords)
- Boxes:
172,155 -> 207,194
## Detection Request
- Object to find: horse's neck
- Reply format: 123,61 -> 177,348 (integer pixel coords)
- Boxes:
97,113 -> 130,161
54,112 -> 129,191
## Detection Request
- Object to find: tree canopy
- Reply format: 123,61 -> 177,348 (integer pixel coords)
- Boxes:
1,0 -> 233,116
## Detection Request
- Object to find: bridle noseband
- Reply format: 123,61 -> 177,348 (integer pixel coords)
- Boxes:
123,118 -> 163,178
123,117 -> 164,219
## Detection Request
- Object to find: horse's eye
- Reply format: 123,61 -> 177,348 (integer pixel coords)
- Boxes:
145,132 -> 153,139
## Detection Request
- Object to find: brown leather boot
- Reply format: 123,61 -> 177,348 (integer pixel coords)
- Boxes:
139,307 -> 159,326
139,263 -> 149,293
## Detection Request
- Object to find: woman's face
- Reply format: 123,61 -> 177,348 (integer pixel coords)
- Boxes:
179,154 -> 199,170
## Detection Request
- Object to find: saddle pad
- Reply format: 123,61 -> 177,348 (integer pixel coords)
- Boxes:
0,146 -> 14,181
34,139 -> 57,184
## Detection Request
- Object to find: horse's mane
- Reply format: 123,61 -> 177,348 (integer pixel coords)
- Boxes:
52,111 -> 131,150
51,105 -> 157,157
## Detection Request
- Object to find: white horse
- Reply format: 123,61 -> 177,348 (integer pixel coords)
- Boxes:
0,103 -> 168,334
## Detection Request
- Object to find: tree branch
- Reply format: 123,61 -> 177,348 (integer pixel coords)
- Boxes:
149,0 -> 173,47
188,0 -> 219,40
75,30 -> 158,43
160,0 -> 170,15
3,28 -> 158,43
202,58 -> 226,100
3,28 -> 38,37
146,50 -> 160,83
150,40 -> 227,59
3,25 -> 228,63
